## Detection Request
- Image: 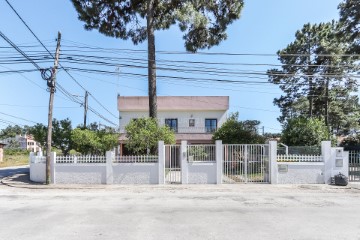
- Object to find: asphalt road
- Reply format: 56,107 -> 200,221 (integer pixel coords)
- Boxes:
0,184 -> 359,240
0,165 -> 29,180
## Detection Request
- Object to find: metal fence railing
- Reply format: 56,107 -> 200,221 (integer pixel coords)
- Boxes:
278,146 -> 321,155
349,151 -> 360,182
114,155 -> 158,163
56,155 -> 106,164
187,145 -> 216,162
277,155 -> 323,162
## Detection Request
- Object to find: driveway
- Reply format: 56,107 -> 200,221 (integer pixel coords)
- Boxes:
0,184 -> 359,240
0,165 -> 28,180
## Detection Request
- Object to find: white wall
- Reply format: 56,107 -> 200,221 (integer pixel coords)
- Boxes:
55,165 -> 106,184
188,162 -> 217,184
119,110 -> 227,133
277,163 -> 325,184
29,162 -> 46,183
113,163 -> 159,184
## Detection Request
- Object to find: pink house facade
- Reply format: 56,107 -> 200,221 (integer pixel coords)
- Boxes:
118,96 -> 229,152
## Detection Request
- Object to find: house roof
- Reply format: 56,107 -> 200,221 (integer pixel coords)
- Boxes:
118,96 -> 229,111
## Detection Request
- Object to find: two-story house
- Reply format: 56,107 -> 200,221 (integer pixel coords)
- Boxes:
1,134 -> 40,152
118,96 -> 229,152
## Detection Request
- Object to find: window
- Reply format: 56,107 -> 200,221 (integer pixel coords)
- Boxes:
165,119 -> 178,132
205,119 -> 217,133
189,119 -> 195,127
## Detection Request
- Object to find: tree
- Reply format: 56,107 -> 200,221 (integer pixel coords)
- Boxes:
71,127 -> 119,155
29,123 -> 47,148
71,128 -> 100,155
281,117 -> 330,146
0,125 -> 26,139
52,118 -> 73,156
71,0 -> 244,118
268,22 -> 359,135
338,0 -> 360,54
212,112 -> 265,144
29,119 -> 74,154
125,118 -> 175,155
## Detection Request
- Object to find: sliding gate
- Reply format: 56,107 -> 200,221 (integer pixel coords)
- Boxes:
223,144 -> 270,183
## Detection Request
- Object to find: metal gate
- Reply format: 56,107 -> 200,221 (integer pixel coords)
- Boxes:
349,151 -> 360,182
165,145 -> 181,184
223,144 -> 270,183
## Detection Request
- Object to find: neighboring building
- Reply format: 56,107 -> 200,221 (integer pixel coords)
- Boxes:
0,142 -> 5,162
1,134 -> 40,152
118,96 -> 229,151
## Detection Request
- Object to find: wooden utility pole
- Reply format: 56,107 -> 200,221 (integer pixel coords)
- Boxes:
46,31 -> 61,184
147,0 -> 157,119
83,91 -> 88,127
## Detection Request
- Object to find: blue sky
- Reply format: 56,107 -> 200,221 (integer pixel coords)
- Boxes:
0,0 -> 343,133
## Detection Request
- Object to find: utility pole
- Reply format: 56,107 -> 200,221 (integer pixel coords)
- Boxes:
46,31 -> 61,185
83,91 -> 88,128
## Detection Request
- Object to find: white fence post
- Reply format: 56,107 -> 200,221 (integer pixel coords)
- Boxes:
181,141 -> 188,184
106,151 -> 114,184
215,140 -> 223,184
269,141 -> 278,184
322,141 -> 332,184
158,141 -> 165,184
29,152 -> 35,165
50,152 -> 56,184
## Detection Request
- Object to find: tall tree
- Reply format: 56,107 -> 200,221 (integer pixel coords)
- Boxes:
338,0 -> 360,54
71,0 -> 244,118
268,22 -> 359,135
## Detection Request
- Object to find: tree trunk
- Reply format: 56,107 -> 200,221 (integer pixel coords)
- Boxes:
147,0 -> 157,119
324,77 -> 330,135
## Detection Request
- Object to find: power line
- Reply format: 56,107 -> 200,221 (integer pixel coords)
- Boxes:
0,111 -> 38,124
60,40 -> 360,57
4,0 -> 118,121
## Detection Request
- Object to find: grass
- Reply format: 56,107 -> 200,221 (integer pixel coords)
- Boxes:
0,154 -> 29,168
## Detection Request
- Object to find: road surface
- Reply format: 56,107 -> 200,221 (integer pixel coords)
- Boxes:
0,165 -> 29,180
0,184 -> 359,240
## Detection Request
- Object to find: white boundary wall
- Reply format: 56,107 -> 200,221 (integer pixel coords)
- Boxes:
29,141 -> 348,185
270,141 -> 349,184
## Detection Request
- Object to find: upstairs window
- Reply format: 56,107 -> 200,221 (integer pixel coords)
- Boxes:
205,119 -> 217,133
165,119 -> 178,132
189,119 -> 195,127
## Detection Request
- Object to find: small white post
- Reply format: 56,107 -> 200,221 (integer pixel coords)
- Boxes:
181,141 -> 188,184
29,152 -> 35,165
322,141 -> 332,184
106,151 -> 114,184
50,152 -> 56,184
269,141 -> 278,184
158,141 -> 165,184
216,140 -> 223,184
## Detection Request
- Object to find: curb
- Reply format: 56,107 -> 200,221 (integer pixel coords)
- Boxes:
348,183 -> 360,190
